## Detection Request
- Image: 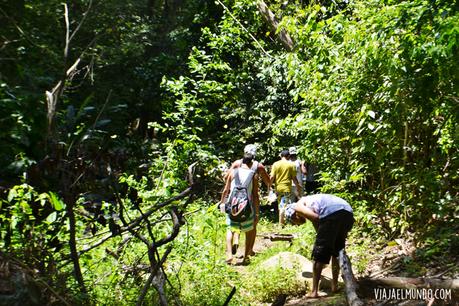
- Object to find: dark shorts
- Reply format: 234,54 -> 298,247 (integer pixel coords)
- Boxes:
312,210 -> 354,264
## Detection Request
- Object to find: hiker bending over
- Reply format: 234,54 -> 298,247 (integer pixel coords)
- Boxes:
220,153 -> 259,265
224,144 -> 271,257
284,194 -> 354,298
270,149 -> 302,226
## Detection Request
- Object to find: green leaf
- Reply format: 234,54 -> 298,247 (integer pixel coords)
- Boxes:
10,215 -> 17,230
46,211 -> 57,223
7,189 -> 17,202
49,192 -> 65,211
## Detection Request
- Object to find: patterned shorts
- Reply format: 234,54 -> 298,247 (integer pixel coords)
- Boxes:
277,192 -> 292,209
226,213 -> 255,232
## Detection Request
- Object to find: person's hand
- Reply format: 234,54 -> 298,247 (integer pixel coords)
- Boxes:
268,190 -> 277,203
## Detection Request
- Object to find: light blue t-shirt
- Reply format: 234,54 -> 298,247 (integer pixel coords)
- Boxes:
304,194 -> 353,219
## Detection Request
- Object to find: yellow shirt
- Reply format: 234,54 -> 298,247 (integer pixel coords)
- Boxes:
271,159 -> 296,193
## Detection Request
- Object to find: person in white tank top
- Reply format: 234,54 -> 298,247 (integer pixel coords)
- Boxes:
220,154 -> 259,265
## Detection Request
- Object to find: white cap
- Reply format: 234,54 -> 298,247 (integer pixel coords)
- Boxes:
244,144 -> 257,157
289,146 -> 297,155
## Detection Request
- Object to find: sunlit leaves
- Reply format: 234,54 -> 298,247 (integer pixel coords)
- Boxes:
2,184 -> 68,255
49,191 -> 65,211
259,0 -> 459,235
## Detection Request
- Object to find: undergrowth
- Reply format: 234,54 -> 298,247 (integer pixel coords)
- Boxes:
83,202 -> 458,305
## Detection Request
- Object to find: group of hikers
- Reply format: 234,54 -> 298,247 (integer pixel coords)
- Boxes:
219,144 -> 355,298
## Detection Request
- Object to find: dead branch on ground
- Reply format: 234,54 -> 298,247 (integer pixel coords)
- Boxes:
339,250 -> 364,306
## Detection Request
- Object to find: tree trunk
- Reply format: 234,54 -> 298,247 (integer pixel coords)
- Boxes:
256,1 -> 294,51
67,200 -> 88,297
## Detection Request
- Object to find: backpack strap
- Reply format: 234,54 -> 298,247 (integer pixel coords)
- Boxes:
251,161 -> 259,173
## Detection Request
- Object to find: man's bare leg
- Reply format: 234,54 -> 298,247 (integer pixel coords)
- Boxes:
247,227 -> 256,256
331,256 -> 339,292
307,261 -> 324,298
279,207 -> 286,226
243,229 -> 255,263
225,230 -> 234,263
232,231 -> 240,254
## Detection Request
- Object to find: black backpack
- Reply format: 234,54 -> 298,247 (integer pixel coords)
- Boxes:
225,168 -> 255,222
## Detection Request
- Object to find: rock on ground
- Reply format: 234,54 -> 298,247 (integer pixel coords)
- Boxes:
259,251 -> 338,289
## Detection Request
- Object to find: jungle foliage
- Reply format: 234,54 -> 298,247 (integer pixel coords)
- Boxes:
0,0 -> 458,304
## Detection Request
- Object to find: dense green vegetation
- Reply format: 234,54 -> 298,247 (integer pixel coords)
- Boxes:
0,0 -> 458,304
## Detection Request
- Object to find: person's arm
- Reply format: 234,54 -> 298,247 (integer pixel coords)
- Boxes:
269,164 -> 276,188
252,174 -> 260,223
300,161 -> 307,175
293,176 -> 302,197
220,170 -> 233,204
257,163 -> 271,190
294,198 -> 319,230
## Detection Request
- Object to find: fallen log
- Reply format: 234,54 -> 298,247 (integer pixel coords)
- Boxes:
339,249 -> 364,306
257,233 -> 295,241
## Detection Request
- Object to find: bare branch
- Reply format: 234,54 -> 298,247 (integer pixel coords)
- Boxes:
63,3 -> 70,59
92,89 -> 112,130
125,186 -> 193,232
73,208 -> 199,260
137,246 -> 173,306
69,0 -> 93,43
137,269 -> 155,306
339,250 -> 364,306
154,206 -> 181,247
46,3 -> 97,138
187,162 -> 197,185
215,0 -> 272,58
